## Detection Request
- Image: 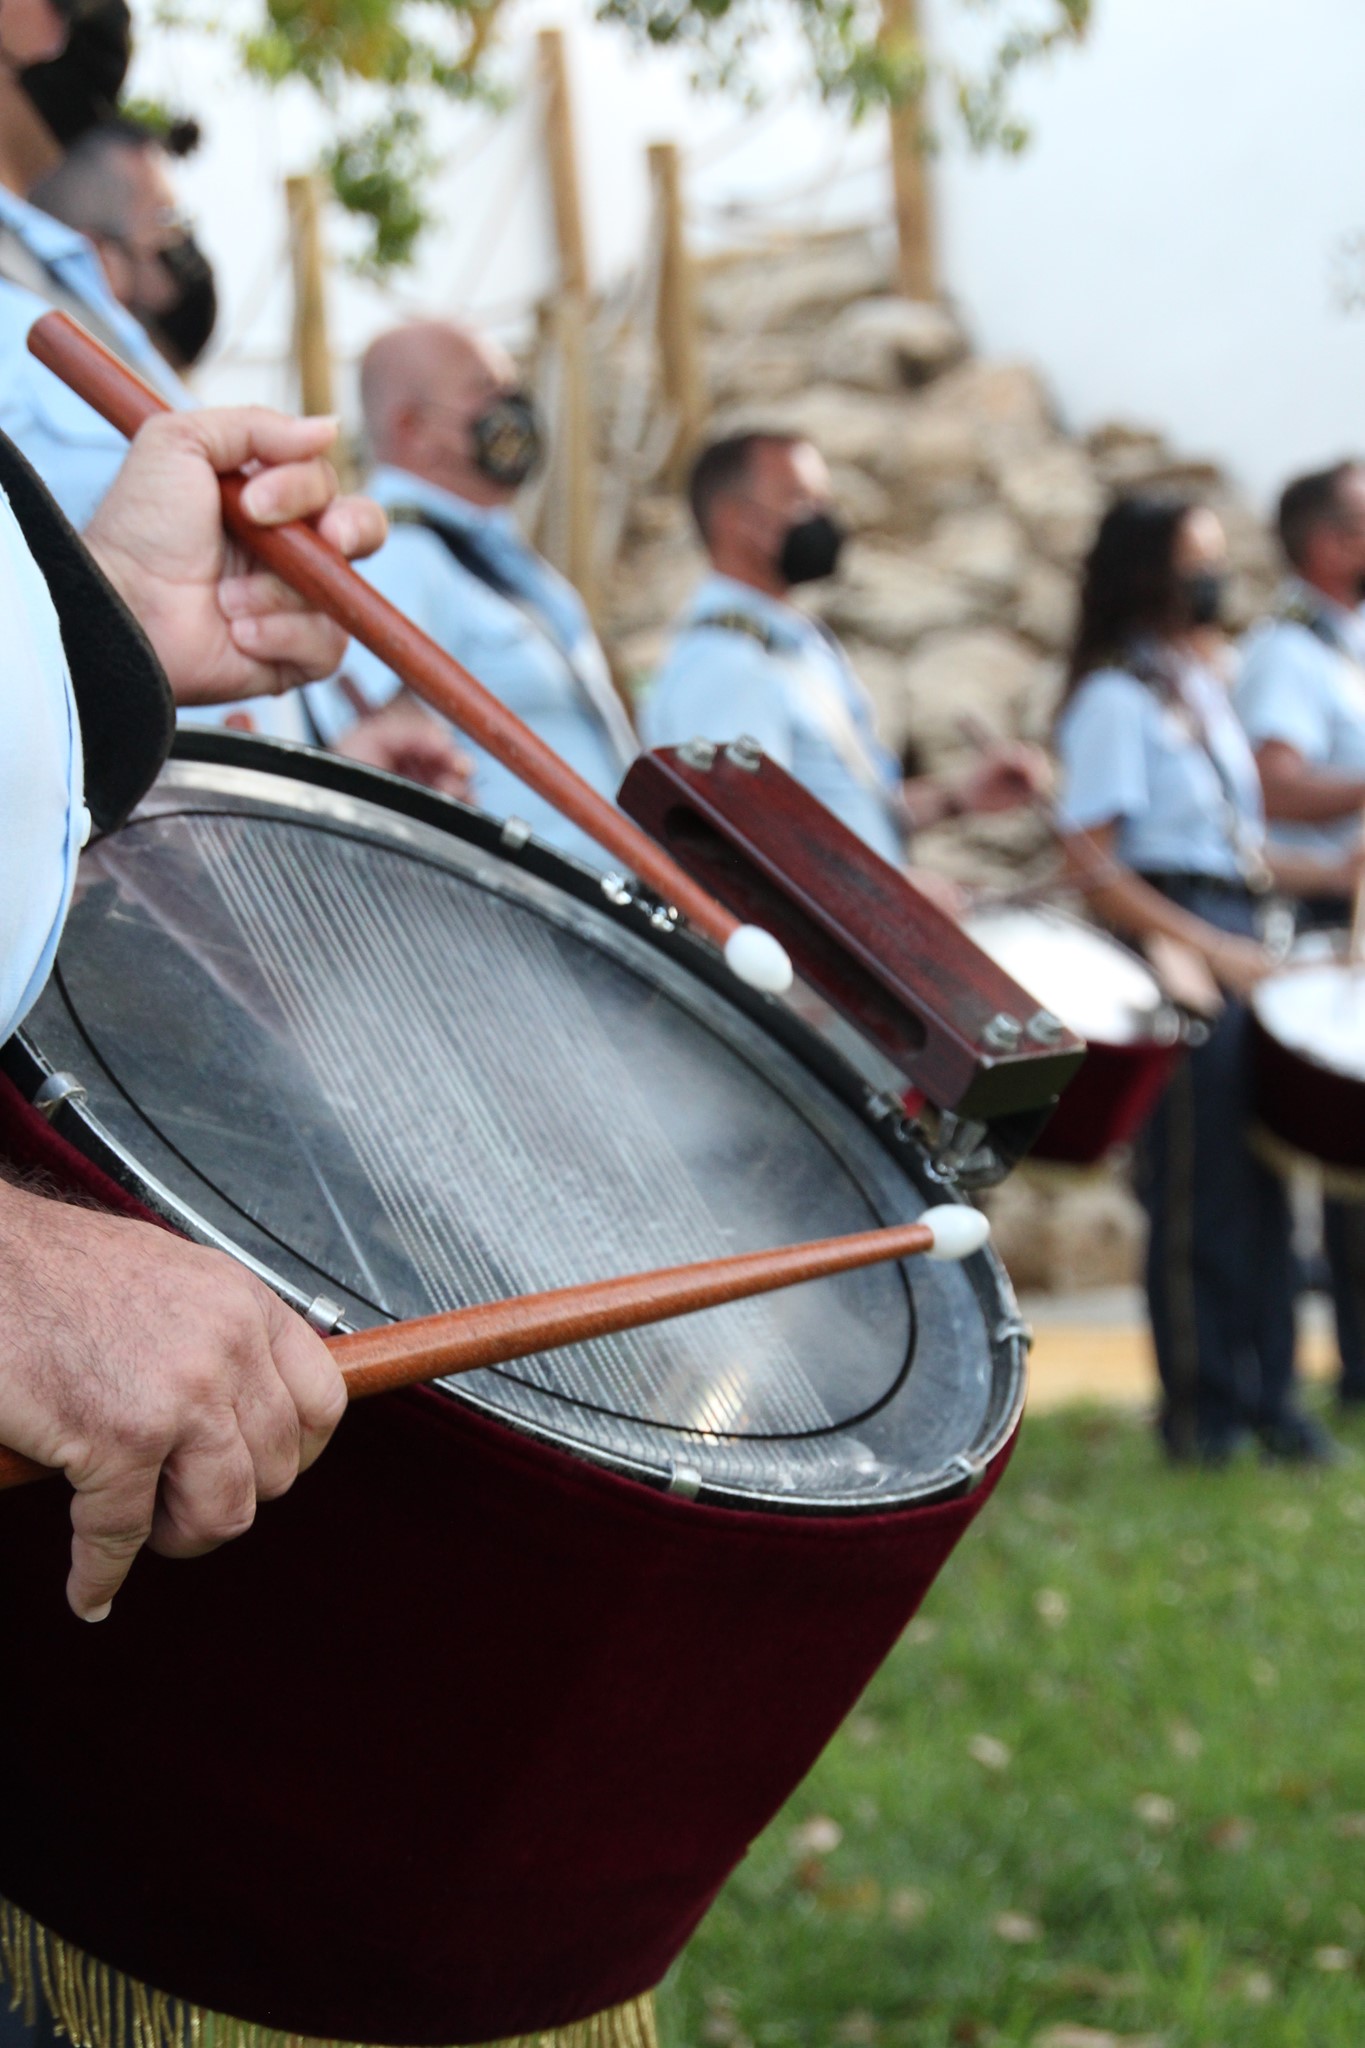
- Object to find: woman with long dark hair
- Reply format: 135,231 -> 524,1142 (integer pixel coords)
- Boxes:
1056,494 -> 1359,1464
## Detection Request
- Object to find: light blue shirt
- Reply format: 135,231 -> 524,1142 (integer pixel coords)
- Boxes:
1235,587 -> 1365,861
0,480 -> 87,1044
306,467 -> 633,869
641,573 -> 905,865
0,191 -> 186,530
1057,657 -> 1264,883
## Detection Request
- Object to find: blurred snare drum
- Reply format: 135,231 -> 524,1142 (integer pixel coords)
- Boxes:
1251,933 -> 1365,1193
964,903 -> 1185,1165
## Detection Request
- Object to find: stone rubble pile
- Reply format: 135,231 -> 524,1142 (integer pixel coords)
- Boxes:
602,227 -> 1280,1294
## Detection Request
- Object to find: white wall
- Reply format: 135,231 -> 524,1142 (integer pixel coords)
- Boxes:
131,0 -> 1365,505
925,0 -> 1365,504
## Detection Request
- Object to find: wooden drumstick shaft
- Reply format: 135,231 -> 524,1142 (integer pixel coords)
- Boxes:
0,1206 -> 987,1491
25,311 -> 765,975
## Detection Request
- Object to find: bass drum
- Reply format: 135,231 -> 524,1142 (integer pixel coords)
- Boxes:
1251,932 -> 1365,1192
963,902 -> 1184,1165
0,733 -> 1024,2048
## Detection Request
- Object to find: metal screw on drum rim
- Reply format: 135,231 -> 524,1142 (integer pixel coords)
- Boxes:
600,872 -> 634,908
33,1071 -> 87,1120
305,1294 -> 347,1335
724,735 -> 764,772
982,1012 -> 1023,1053
1025,1009 -> 1066,1046
649,903 -> 679,933
677,737 -> 718,771
500,816 -> 532,851
666,1462 -> 703,1500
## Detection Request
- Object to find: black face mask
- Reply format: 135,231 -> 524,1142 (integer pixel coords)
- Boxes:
471,390 -> 544,488
778,509 -> 847,586
1182,570 -> 1227,629
140,233 -> 217,370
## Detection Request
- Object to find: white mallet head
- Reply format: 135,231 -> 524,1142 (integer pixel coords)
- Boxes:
723,923 -> 794,994
920,1205 -> 992,1262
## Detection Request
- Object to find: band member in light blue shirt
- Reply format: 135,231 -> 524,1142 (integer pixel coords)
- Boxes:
0,121 -> 186,529
1056,494 -> 1359,1466
1235,460 -> 1365,1408
1236,463 -> 1365,864
642,432 -> 1048,898
308,320 -> 637,868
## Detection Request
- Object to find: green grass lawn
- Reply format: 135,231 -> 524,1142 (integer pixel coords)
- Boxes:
656,1404 -> 1365,2047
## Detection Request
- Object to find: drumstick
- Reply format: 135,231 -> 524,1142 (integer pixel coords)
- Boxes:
0,1205 -> 989,1492
26,311 -> 792,1000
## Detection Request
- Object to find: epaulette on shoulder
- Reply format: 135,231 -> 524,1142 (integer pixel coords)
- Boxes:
691,609 -> 780,653
1270,590 -> 1343,651
1274,592 -> 1320,630
385,504 -> 431,530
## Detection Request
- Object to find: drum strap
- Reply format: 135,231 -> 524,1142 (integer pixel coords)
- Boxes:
0,229 -> 142,369
0,431 -> 173,833
1124,637 -> 1270,893
387,505 -> 638,767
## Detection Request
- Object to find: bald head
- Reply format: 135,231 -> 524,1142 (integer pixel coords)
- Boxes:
360,320 -> 524,506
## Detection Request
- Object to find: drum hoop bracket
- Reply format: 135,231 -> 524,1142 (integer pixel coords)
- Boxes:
33,1071 -> 88,1120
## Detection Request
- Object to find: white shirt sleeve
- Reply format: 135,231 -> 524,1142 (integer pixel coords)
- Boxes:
0,483 -> 85,1042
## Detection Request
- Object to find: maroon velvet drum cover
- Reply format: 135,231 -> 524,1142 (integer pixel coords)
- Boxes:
0,735 -> 1025,2048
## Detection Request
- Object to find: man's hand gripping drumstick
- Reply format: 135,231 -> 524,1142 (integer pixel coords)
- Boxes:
29,310 -> 793,999
0,1202 -> 991,1492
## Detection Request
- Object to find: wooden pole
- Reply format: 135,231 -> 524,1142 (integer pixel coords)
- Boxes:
284,174 -> 335,417
536,27 -> 599,611
555,292 -> 599,615
880,0 -> 937,302
537,28 -> 589,298
648,141 -> 706,486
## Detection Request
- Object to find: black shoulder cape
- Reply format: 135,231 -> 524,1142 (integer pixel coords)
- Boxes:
0,431 -> 173,832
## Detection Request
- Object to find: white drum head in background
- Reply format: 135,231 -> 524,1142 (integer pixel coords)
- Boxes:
1254,948 -> 1365,1084
964,904 -> 1179,1050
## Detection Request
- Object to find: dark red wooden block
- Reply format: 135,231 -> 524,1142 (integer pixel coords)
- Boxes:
619,744 -> 1085,1124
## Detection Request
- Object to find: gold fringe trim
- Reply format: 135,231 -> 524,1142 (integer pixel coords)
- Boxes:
0,1897 -> 658,2048
1249,1123 -> 1365,1205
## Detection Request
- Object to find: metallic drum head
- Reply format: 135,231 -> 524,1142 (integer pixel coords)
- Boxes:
965,903 -> 1179,1050
14,742 -> 1024,1512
